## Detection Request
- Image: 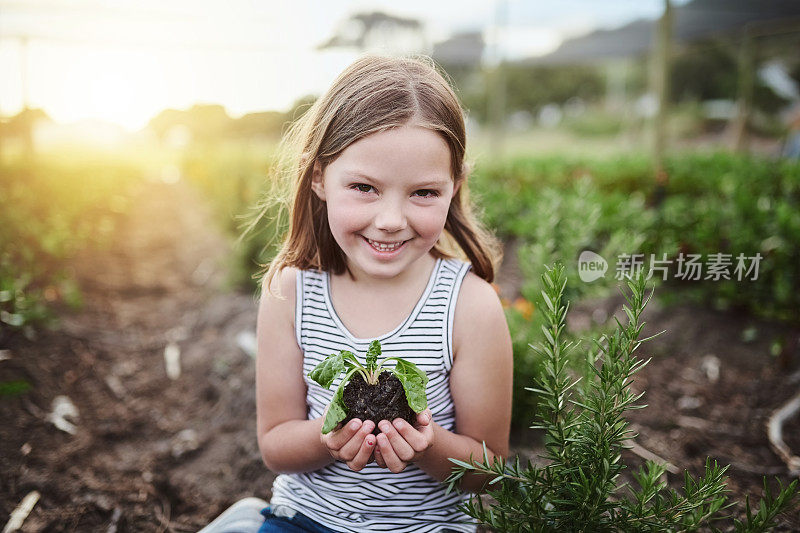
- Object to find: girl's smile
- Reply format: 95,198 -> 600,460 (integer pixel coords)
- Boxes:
311,124 -> 460,285
363,236 -> 408,254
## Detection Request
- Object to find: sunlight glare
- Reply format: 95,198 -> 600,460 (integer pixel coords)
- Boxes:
36,45 -> 168,131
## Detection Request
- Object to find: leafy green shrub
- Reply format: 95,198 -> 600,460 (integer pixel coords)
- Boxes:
562,111 -> 625,137
472,152 -> 800,321
179,141 -> 285,291
0,155 -> 141,340
446,265 -> 799,531
503,303 -> 547,430
657,155 -> 800,321
475,166 -> 658,430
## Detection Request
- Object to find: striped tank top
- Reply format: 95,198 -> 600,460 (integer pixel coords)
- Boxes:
269,256 -> 477,533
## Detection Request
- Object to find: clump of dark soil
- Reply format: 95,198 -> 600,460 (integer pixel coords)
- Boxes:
342,372 -> 415,434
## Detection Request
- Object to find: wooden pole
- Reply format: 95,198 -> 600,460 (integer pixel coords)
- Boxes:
732,28 -> 754,152
487,0 -> 507,156
652,0 -> 673,206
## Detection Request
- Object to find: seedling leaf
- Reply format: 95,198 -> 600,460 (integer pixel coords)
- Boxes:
366,340 -> 381,373
309,351 -> 349,389
322,383 -> 348,434
388,358 -> 429,412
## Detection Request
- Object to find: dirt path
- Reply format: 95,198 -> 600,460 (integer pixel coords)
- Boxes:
1,181 -> 273,532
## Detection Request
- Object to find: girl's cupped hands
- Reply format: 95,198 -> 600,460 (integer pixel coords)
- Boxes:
320,418 -> 376,472
374,409 -> 434,473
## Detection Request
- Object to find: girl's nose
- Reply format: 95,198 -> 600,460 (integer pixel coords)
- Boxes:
374,201 -> 407,232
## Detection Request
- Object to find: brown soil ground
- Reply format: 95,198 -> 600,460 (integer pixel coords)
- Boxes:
1,181 -> 272,532
1,181 -> 798,531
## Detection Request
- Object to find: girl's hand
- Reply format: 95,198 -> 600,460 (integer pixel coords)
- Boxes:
374,410 -> 434,473
320,418 -> 376,472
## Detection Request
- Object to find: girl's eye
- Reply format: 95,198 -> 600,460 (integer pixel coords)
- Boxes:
349,184 -> 439,198
351,183 -> 374,193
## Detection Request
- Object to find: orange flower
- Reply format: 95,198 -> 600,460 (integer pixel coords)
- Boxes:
512,297 -> 534,321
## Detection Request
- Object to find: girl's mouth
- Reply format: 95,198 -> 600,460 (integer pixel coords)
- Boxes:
362,236 -> 408,254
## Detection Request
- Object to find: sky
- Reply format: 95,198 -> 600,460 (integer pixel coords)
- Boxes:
0,0 -> 685,131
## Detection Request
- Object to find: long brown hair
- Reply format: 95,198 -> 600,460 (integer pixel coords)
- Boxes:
245,54 -> 502,296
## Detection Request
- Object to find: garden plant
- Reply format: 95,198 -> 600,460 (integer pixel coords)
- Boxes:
309,340 -> 428,435
445,264 -> 799,532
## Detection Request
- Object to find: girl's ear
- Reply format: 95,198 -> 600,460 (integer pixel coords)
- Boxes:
452,161 -> 469,198
453,178 -> 463,197
452,165 -> 467,199
310,160 -> 326,201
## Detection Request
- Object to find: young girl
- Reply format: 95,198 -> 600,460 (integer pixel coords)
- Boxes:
206,54 -> 513,533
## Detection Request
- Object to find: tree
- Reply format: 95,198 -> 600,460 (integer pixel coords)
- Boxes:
317,11 -> 426,55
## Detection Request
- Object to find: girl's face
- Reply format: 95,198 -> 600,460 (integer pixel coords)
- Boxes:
311,125 -> 460,284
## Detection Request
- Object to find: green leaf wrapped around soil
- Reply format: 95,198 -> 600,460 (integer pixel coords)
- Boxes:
389,358 -> 428,413
322,384 -> 348,434
309,350 -> 355,389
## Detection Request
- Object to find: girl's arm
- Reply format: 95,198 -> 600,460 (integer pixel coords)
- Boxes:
374,272 -> 513,492
256,267 -> 375,474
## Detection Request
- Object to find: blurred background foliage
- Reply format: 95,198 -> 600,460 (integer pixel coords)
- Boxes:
0,152 -> 146,345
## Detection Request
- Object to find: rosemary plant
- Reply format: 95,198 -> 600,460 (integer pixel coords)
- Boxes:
445,264 -> 798,532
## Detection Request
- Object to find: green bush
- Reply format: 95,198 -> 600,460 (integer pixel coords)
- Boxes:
656,154 -> 800,321
562,112 -> 625,137
0,155 -> 142,341
472,152 -> 800,321
179,141 -> 284,291
474,162 -> 659,430
447,265 -> 799,531
471,152 -> 800,431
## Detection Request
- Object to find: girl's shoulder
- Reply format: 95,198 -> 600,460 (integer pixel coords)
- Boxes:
456,270 -> 502,316
257,266 -> 302,361
452,270 -> 508,357
260,266 -> 300,325
263,265 -> 298,298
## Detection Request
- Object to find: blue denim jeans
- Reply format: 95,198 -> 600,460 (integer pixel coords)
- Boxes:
258,505 -> 337,533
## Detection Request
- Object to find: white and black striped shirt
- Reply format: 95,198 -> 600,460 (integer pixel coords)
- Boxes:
269,257 -> 477,532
